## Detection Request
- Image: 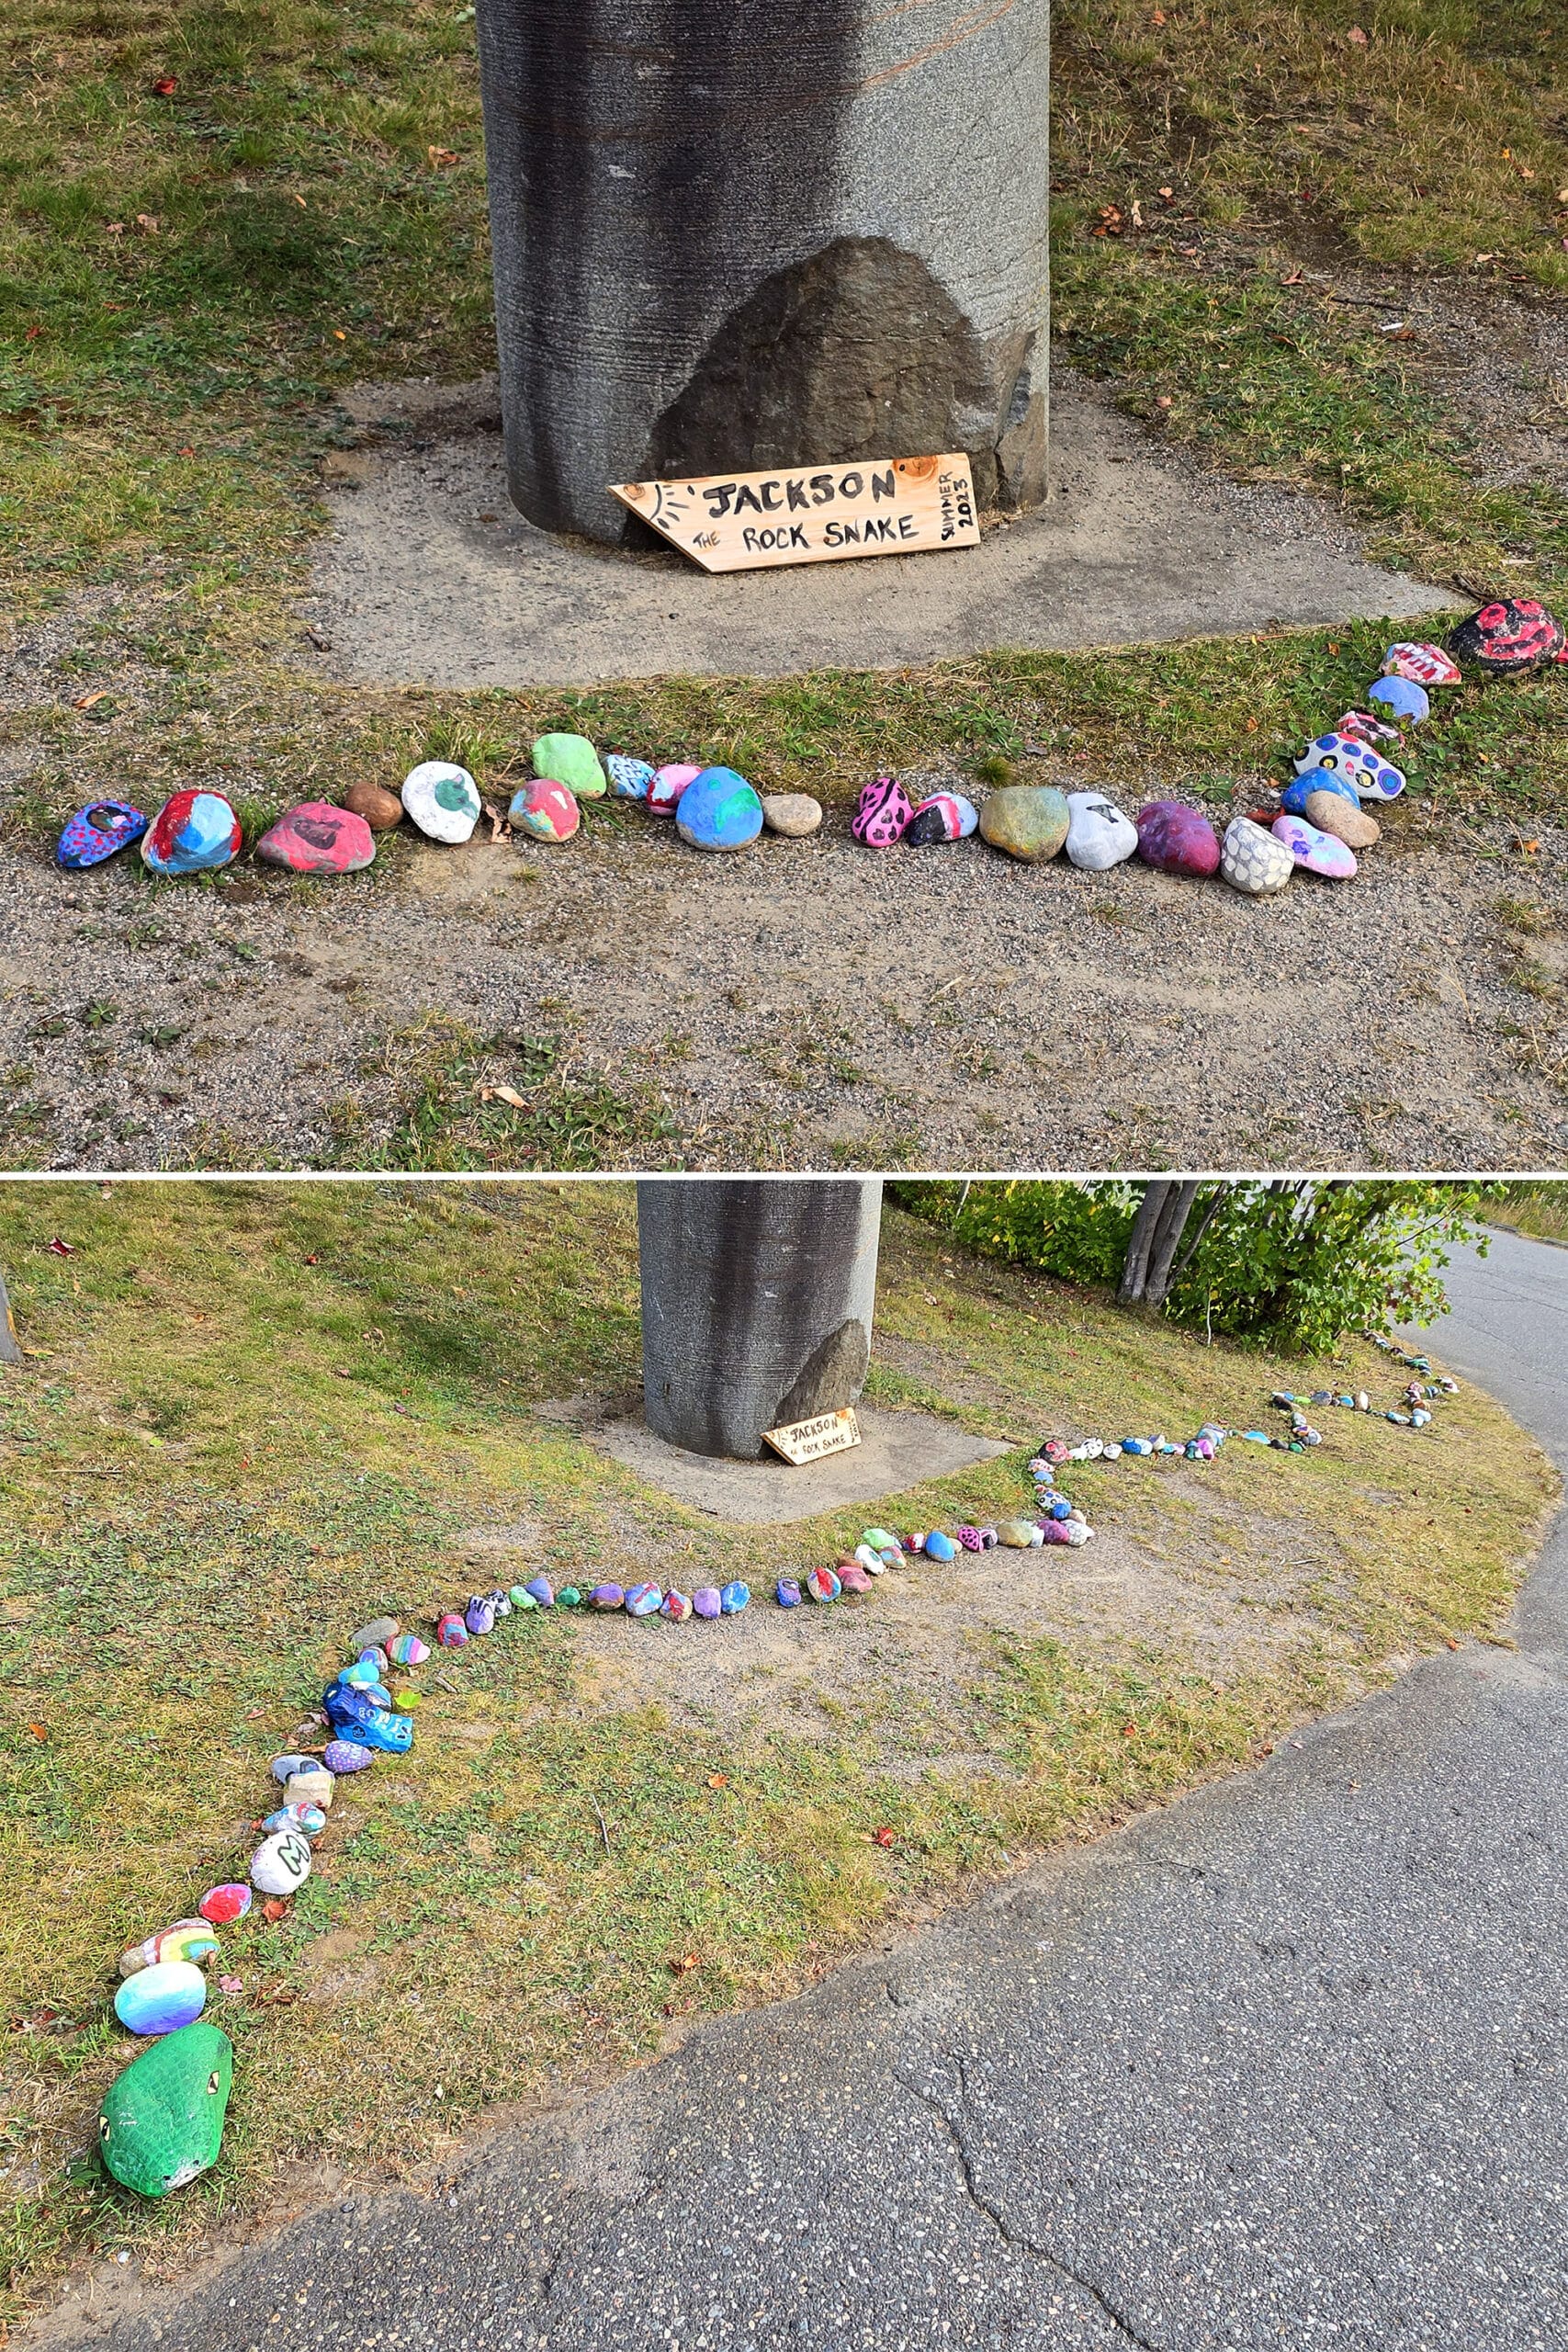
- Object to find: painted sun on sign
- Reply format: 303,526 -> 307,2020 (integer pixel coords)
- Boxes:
609,454 -> 980,574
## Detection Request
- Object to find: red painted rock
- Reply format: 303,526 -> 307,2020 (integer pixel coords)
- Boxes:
256,801 -> 375,873
1135,800 -> 1221,878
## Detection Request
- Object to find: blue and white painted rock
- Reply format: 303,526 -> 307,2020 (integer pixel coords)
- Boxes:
1293,733 -> 1404,801
1368,676 -> 1429,728
1065,792 -> 1138,872
357,1646 -> 389,1676
1272,814 -> 1357,879
1280,765 -> 1357,818
761,793 -> 823,838
589,1583 -> 626,1611
489,1589 -> 512,1618
719,1580 -> 750,1613
510,780 -> 581,842
436,1611 -> 468,1647
693,1586 -> 723,1620
322,1738 -> 375,1773
775,1577 -> 802,1608
1135,801 -> 1221,877
115,1962 -> 208,2037
338,1658 -> 381,1689
923,1530 -> 957,1563
853,1544 -> 886,1577
649,763 -> 701,815
262,1803 -> 327,1839
56,799 -> 148,870
1382,641 -> 1461,688
531,732 -> 605,797
249,1831 -> 313,1898
525,1576 -> 555,1608
1221,817 -> 1293,895
1062,1521 -> 1092,1547
662,1589 -> 693,1621
401,762 -> 480,843
852,775 -> 914,846
805,1566 -> 840,1603
626,1582 -> 662,1617
269,1753 -> 315,1786
256,802 -> 375,873
605,754 -> 655,799
464,1594 -> 495,1636
676,766 -> 763,852
141,789 -> 242,876
904,792 -> 978,845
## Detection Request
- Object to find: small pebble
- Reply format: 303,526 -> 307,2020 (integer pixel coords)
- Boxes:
761,792 -> 823,838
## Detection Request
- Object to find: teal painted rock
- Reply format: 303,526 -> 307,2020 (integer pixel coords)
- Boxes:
675,767 -> 763,853
532,732 -> 605,798
978,786 -> 1070,862
115,1961 -> 207,2037
400,761 -> 480,844
99,2020 -> 232,2198
558,1584 -> 584,1608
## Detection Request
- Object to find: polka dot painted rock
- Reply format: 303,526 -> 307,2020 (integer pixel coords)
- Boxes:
775,1577 -> 802,1609
805,1566 -> 840,1603
1134,801 -> 1221,878
1221,817 -> 1293,897
1271,814 -> 1357,879
510,780 -> 581,842
978,785 -> 1069,862
663,1589 -> 694,1621
322,1738 -> 375,1773
343,780 -> 405,831
1382,641 -> 1461,688
954,1527 -> 984,1552
115,1962 -> 208,2039
676,766 -> 763,853
590,1583 -> 626,1611
1280,766 -> 1357,819
720,1580 -> 750,1613
198,1883 -> 252,1928
1304,790 -> 1380,850
99,2019 -> 232,2199
923,1530 -> 956,1563
1293,734 -> 1403,801
256,802 -> 375,874
1368,676 -> 1428,728
57,800 -> 148,870
1065,792 -> 1138,872
693,1586 -> 723,1620
626,1582 -> 662,1617
905,792 -> 978,846
606,754 -> 655,799
1449,598 -> 1565,673
532,732 -> 605,797
141,789 -> 242,876
649,763 -> 701,815
852,775 -> 914,846
400,762 -> 480,844
250,1831 -> 313,1898
761,792 -> 822,838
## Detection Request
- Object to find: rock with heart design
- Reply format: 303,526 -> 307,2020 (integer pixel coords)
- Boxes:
57,799 -> 149,870
1272,814 -> 1357,879
979,785 -> 1069,862
852,775 -> 914,846
257,802 -> 376,874
1221,817 -> 1293,896
141,789 -> 242,876
400,761 -> 480,843
389,1633 -> 429,1667
510,780 -> 581,842
1065,792 -> 1138,872
905,791 -> 978,845
532,732 -> 605,797
1134,800 -> 1221,878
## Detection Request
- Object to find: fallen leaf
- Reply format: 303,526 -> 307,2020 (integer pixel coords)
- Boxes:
1155,393 -> 1172,411
427,145 -> 459,166
333,1366 -> 353,1377
28,1724 -> 48,1742
46,1237 -> 75,1256
152,74 -> 178,93
333,329 -> 346,341
304,1252 -> 320,1264
668,1952 -> 700,1974
872,1826 -> 896,1848
1445,1636 -> 1460,1651
25,323 -> 41,340
292,193 -> 307,208
1157,186 -> 1174,199
1122,1723 -> 1139,1738
1280,268 -> 1303,285
491,1083 -> 527,1109
134,212 -> 159,233
1245,715 -> 1259,732
263,1898 -> 288,1922
73,690 -> 108,710
706,1773 -> 728,1790
105,220 -> 125,236
1346,23 -> 1368,41
1150,7 -> 1165,19
219,1974 -> 243,1995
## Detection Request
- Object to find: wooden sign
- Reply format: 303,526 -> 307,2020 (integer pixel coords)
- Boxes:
609,454 -> 979,574
761,1407 -> 863,1466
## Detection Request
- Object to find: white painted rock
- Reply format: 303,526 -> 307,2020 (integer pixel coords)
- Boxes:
1220,817 -> 1293,897
249,1830 -> 314,1897
400,761 -> 480,844
761,793 -> 822,838
1065,792 -> 1138,872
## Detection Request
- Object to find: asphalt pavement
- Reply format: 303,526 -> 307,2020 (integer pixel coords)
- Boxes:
39,1230 -> 1567,2352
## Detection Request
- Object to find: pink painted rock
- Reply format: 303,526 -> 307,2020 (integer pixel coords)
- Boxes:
1135,800 -> 1221,878
649,763 -> 701,815
852,775 -> 915,846
257,801 -> 375,873
836,1560 -> 874,1593
1271,813 -> 1358,879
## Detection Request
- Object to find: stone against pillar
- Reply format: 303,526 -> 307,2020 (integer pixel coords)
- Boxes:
637,1179 -> 883,1459
475,0 -> 1049,544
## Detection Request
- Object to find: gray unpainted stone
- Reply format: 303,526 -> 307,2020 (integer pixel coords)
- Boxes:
637,1177 -> 883,1459
597,1400 -> 1010,1523
473,0 -> 1050,543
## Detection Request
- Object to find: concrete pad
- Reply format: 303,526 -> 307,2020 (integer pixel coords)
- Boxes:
594,1404 -> 1011,1526
306,368 -> 1466,688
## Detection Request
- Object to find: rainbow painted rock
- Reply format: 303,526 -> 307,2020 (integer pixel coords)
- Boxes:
923,1530 -> 956,1563
1221,817 -> 1293,896
805,1566 -> 841,1603
649,762 -> 701,815
198,1883 -> 252,1928
250,1830 -> 313,1897
436,1611 -> 469,1647
389,1634 -> 429,1667
1065,792 -> 1138,872
677,766 -> 763,852
662,1588 -> 694,1622
99,2020 -> 233,2198
141,789 -> 241,876
1272,813 -> 1357,880
1368,676 -> 1428,729
532,731 -> 605,797
775,1577 -> 802,1609
510,779 -> 581,842
590,1582 -> 626,1611
1449,598 -> 1565,673
56,799 -> 148,870
1280,765 -> 1357,819
400,761 -> 480,843
115,1961 -> 207,2037
525,1576 -> 555,1608
1382,641 -> 1461,688
852,775 -> 914,846
693,1586 -> 723,1619
322,1737 -> 375,1773
905,792 -> 978,845
719,1580 -> 750,1613
256,801 -> 375,873
1292,734 -> 1404,801
606,754 -> 655,799
1134,800 -> 1221,878
978,785 -> 1068,862
118,1921 -> 220,1978
626,1581 -> 662,1617
464,1594 -> 496,1636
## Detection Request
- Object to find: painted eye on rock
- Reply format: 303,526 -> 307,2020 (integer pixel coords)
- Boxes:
99,2116 -> 111,2140
208,2072 -> 221,2095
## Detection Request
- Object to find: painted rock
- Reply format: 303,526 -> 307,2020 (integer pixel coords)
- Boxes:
606,754 -> 655,799
250,1830 -> 313,1898
389,1633 -> 428,1667
775,1577 -> 802,1609
905,1532 -> 928,1555
663,1588 -> 694,1621
1039,1520 -> 1072,1544
805,1566 -> 841,1603
118,1921 -> 220,1978
57,799 -> 148,870
1062,1521 -> 1092,1547
509,1585 -> 537,1611
322,1737 -> 375,1773
836,1560 -> 873,1593
353,1618 -> 399,1651
853,1544 -> 886,1577
1382,641 -> 1461,688
464,1594 -> 496,1636
1221,817 -> 1293,896
1293,733 -> 1404,801
626,1582 -> 663,1617
270,1752 -> 315,1785
720,1580 -> 750,1613
978,785 -> 1069,862
510,780 -> 581,842
923,1530 -> 957,1563
349,1702 -> 412,1754
342,780 -> 404,831
198,1884 -> 252,1928
256,801 -> 375,874
693,1586 -> 723,1620
489,1589 -> 513,1618
905,792 -> 979,845
861,1529 -> 897,1552
649,762 -> 702,815
1368,676 -> 1429,729
1046,1497 -> 1072,1520
141,789 -> 241,876
116,1961 -> 207,2038
558,1586 -> 583,1608
1271,814 -> 1357,879
676,766 -> 764,852
761,793 -> 823,838
436,1611 -> 468,1647
525,1576 -> 555,1608
590,1583 -> 626,1611
533,731 -> 605,797
392,1689 -> 421,1713
997,1520 -> 1036,1548
852,774 -> 914,845
1336,708 -> 1401,746
263,1802 -> 327,1838
1304,790 -> 1380,850
1280,765 -> 1358,818
338,1657 -> 382,1689
99,2020 -> 233,2198
358,1645 -> 390,1674
1449,598 -> 1564,673
401,761 -> 480,842
1134,800 -> 1221,878
285,1766 -> 334,1809
1065,792 -> 1138,872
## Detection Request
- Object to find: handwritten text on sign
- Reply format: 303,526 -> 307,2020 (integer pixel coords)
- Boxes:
761,1407 -> 863,1466
609,455 -> 979,574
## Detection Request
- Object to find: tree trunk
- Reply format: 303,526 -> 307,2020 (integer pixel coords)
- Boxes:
637,1179 -> 882,1458
474,0 -> 1051,545
1117,1180 -> 1201,1312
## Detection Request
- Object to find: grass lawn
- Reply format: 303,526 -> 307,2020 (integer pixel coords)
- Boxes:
0,1182 -> 1556,2325
1491,1176 -> 1568,1240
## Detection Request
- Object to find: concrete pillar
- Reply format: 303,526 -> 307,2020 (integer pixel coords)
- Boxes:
637,1179 -> 883,1458
474,0 -> 1049,545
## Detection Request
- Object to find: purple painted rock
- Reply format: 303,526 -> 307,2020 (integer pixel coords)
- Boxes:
904,791 -> 978,845
322,1738 -> 375,1773
775,1577 -> 802,1609
1135,801 -> 1221,878
625,1582 -> 662,1617
56,799 -> 148,870
649,763 -> 701,815
805,1566 -> 841,1603
662,1589 -> 694,1621
852,775 -> 914,845
1272,814 -> 1357,879
464,1594 -> 495,1636
435,1611 -> 468,1648
256,801 -> 375,874
836,1560 -> 873,1592
693,1586 -> 723,1620
590,1582 -> 626,1611
525,1575 -> 555,1608
1039,1520 -> 1073,1544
